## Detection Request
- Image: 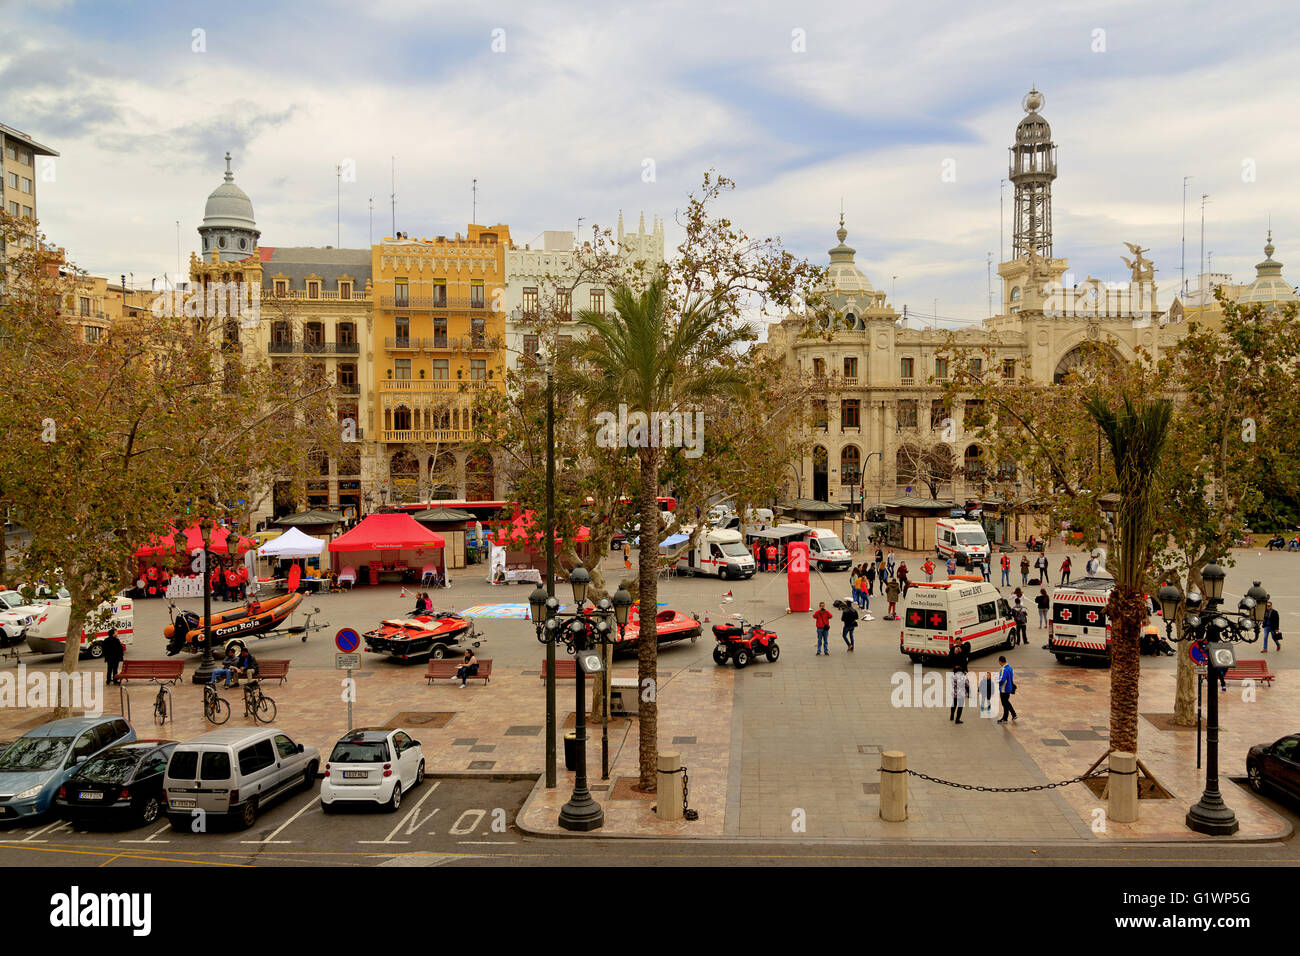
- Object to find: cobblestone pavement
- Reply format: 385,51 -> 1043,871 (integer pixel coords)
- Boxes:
2,543 -> 1296,846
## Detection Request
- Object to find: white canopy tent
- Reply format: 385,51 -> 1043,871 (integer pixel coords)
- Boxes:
258,527 -> 326,558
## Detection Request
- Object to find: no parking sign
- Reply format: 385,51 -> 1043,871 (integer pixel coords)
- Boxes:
335,627 -> 360,653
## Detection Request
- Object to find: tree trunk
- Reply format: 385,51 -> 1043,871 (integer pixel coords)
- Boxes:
1172,566 -> 1202,726
54,572 -> 90,720
636,445 -> 660,791
1107,585 -> 1146,754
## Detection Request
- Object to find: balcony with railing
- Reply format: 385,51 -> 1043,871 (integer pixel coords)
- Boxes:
379,295 -> 487,311
263,288 -> 371,302
383,334 -> 501,352
380,427 -> 474,444
378,379 -> 493,393
334,382 -> 361,395
269,340 -> 361,354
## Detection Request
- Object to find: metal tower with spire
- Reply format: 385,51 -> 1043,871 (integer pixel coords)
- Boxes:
1009,88 -> 1057,258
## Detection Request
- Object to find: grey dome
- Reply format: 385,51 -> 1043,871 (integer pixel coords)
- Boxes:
202,153 -> 256,229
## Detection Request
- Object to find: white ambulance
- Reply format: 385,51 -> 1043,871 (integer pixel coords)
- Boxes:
934,518 -> 990,568
898,577 -> 1015,663
25,593 -> 135,659
804,528 -> 853,572
1047,577 -> 1114,663
675,528 -> 757,580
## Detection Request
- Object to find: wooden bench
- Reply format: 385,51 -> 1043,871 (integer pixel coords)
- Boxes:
117,660 -> 185,684
1223,659 -> 1275,687
540,659 -> 577,680
425,658 -> 492,685
250,660 -> 290,685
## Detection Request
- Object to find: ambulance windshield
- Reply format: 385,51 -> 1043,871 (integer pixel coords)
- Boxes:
957,532 -> 986,545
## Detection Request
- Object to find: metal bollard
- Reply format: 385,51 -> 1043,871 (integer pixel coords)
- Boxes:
880,750 -> 908,822
656,751 -> 683,821
1108,750 -> 1138,823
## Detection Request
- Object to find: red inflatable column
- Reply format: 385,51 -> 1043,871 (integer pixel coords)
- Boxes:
787,541 -> 810,613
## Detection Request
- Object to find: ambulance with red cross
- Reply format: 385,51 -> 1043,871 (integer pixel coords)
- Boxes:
898,576 -> 1015,663
1047,577 -> 1113,663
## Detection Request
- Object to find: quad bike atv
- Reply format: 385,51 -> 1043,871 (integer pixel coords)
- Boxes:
711,616 -> 779,668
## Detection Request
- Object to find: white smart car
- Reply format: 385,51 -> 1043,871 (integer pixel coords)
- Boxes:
319,728 -> 425,813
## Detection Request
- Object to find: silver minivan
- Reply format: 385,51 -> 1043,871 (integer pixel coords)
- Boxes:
163,728 -> 319,831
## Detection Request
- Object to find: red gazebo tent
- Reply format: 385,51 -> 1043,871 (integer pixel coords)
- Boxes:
135,523 -> 254,557
328,512 -> 446,585
486,510 -> 591,571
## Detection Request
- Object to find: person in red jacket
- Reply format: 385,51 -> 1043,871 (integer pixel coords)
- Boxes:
764,544 -> 777,573
1060,555 -> 1072,585
225,567 -> 239,600
210,565 -> 223,601
237,565 -> 250,599
813,602 -> 832,656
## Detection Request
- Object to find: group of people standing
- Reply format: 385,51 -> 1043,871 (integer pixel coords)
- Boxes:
848,549 -> 910,620
949,651 -> 1019,725
751,540 -> 785,572
210,563 -> 251,602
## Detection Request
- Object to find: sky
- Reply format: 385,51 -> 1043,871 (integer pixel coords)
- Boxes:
4,0 -> 1298,328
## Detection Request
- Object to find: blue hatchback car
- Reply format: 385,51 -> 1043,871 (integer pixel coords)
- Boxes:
0,716 -> 135,822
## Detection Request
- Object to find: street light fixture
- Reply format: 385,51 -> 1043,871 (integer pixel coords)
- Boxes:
1159,567 -> 1268,836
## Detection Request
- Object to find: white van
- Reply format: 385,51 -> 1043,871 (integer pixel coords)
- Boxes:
25,593 -> 134,659
899,577 -> 1015,662
1047,577 -> 1115,663
677,528 -> 756,580
805,528 -> 852,571
935,518 -> 990,568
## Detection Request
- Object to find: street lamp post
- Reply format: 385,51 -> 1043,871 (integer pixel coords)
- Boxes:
541,355 -> 557,788
529,571 -> 632,832
1158,566 -> 1269,836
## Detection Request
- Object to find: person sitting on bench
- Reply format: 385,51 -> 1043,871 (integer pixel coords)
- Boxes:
231,648 -> 259,682
455,649 -> 479,688
209,646 -> 242,688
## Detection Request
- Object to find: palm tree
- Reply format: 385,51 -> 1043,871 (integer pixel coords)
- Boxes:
562,278 -> 752,790
1083,390 -> 1173,755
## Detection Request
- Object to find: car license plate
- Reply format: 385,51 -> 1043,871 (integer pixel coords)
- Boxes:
342,771 -> 366,779
169,798 -> 195,808
79,791 -> 104,800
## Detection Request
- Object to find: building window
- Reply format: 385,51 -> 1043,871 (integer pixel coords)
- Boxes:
307,280 -> 320,298
218,237 -> 226,248
841,399 -> 861,429
5,173 -> 14,189
431,280 -> 447,308
964,444 -> 984,482
337,322 -> 356,346
812,399 -> 828,430
3,145 -> 14,160
84,326 -> 102,344
432,359 -> 449,379
394,359 -> 412,380
931,399 -> 949,429
394,316 -> 410,347
964,399 -> 988,428
470,359 -> 487,380
522,287 -> 538,316
339,364 -> 357,387
8,201 -> 18,216
1002,358 -> 1016,380
433,316 -> 447,347
304,322 -> 324,350
470,282 -> 484,308
274,280 -> 287,297
590,289 -> 605,313
272,321 -> 291,345
394,278 -> 409,307
556,290 -> 571,320
812,357 -> 826,378
935,357 -> 949,380
339,281 -> 352,300
79,296 -> 90,316
841,446 -> 861,485
18,149 -> 30,165
522,334 -> 539,364
471,316 -> 485,348
968,357 -> 983,376
843,356 -> 858,379
20,177 -> 31,194
897,399 -> 918,428
239,238 -> 247,249
900,357 -> 914,381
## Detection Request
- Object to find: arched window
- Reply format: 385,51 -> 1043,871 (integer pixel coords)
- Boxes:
393,405 -> 412,431
218,236 -> 226,249
964,444 -> 984,482
840,446 -> 861,485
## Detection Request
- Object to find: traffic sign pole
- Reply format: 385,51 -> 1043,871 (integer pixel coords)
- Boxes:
335,628 -> 362,729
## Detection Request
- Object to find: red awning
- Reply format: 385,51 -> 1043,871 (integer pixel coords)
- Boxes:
328,513 -> 445,552
486,510 -> 589,546
135,523 -> 254,557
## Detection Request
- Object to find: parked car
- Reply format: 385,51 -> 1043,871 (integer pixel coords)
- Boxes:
1247,734 -> 1300,801
0,717 -> 136,823
56,740 -> 177,829
0,589 -> 46,646
163,728 -> 318,831
320,728 -> 425,812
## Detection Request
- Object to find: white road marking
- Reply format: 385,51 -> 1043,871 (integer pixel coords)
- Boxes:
358,781 -> 440,845
120,823 -> 171,844
239,792 -> 319,844
19,820 -> 69,843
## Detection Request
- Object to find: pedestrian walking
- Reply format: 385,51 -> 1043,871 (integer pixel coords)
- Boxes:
886,550 -> 896,579
897,561 -> 910,598
814,601 -> 832,655
950,666 -> 968,724
1035,587 -> 1050,627
997,656 -> 1018,722
1263,601 -> 1282,652
1034,552 -> 1049,585
102,627 -> 125,685
1012,602 -> 1028,646
865,562 -> 876,595
1020,554 -> 1030,585
854,569 -> 868,610
885,577 -> 901,620
922,557 -> 935,582
1060,556 -> 1072,585
951,640 -> 971,673
977,671 -> 994,716
945,556 -> 956,577
623,541 -> 632,571
1000,552 -> 1011,587
874,547 -> 884,568
840,601 -> 859,651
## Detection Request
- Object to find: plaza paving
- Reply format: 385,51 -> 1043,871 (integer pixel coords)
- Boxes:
1,542 -> 1296,846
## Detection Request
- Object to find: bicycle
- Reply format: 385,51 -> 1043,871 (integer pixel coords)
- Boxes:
203,681 -> 230,724
243,679 -> 277,723
151,679 -> 173,725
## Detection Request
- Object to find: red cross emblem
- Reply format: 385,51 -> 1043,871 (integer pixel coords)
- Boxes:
930,613 -> 944,627
1086,610 -> 1099,623
1059,609 -> 1072,621
908,611 -> 922,626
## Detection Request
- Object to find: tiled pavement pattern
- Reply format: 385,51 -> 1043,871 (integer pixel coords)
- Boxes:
2,543 -> 1295,843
